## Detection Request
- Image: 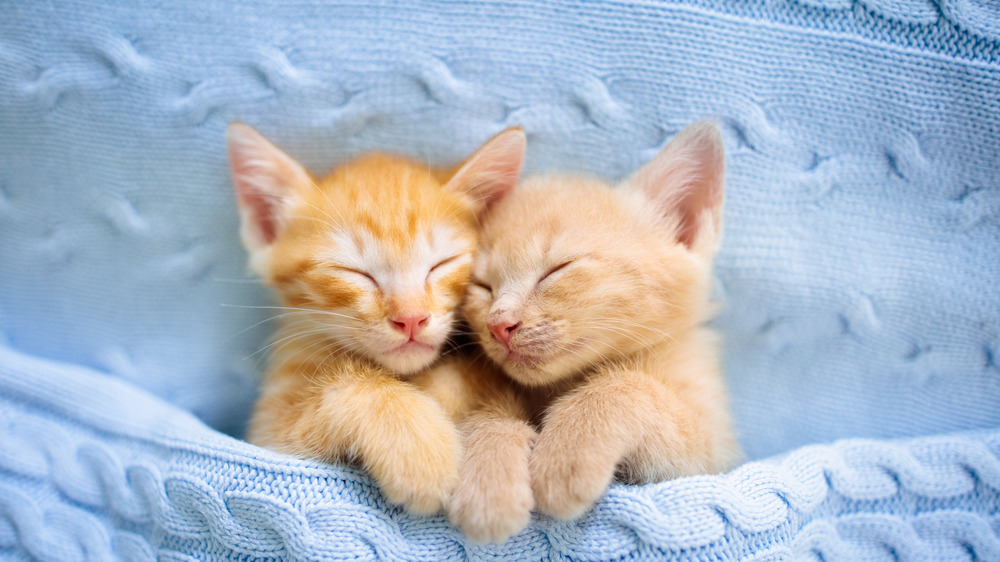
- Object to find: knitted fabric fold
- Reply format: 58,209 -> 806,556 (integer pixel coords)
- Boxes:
2,344 -> 998,560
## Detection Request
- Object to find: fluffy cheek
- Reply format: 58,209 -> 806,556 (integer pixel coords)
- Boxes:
504,312 -> 588,386
275,273 -> 363,323
505,283 -> 632,384
430,266 -> 470,324
320,293 -> 382,349
542,311 -> 607,373
461,289 -> 495,352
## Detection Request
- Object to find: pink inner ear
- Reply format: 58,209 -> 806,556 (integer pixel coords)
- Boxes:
675,175 -> 722,249
631,122 -> 725,250
446,127 -> 526,212
227,123 -> 310,249
237,187 -> 280,245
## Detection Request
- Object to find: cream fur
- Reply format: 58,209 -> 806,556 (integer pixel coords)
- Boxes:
455,121 -> 741,533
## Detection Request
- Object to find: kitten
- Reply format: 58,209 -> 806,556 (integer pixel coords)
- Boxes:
227,123 -> 525,515
457,121 -> 741,535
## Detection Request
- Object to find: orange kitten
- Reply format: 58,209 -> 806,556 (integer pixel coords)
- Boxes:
227,123 -> 525,515
458,121 -> 741,534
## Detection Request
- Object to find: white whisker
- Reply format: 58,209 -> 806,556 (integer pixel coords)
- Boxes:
226,309 -> 318,340
245,324 -> 336,360
221,303 -> 360,322
588,327 -> 657,356
590,318 -> 679,346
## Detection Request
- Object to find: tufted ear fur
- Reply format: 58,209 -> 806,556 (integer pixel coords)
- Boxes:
227,122 -> 313,252
626,121 -> 725,256
444,127 -> 526,214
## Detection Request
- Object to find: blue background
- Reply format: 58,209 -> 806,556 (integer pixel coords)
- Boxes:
0,1 -> 997,559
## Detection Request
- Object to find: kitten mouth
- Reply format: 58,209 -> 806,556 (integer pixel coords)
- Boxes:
500,337 -> 586,367
390,340 -> 435,354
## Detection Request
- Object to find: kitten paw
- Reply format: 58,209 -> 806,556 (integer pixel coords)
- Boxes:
448,472 -> 533,543
530,435 -> 615,520
374,427 -> 462,516
380,458 -> 459,516
391,481 -> 456,515
448,423 -> 536,543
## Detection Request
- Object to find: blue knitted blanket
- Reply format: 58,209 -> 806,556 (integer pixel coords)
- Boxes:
1,1 -> 998,559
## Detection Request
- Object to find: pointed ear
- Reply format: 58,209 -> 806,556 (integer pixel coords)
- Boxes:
627,121 -> 725,255
444,127 -> 526,214
227,122 -> 312,251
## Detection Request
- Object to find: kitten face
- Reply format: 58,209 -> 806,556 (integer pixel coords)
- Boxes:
464,122 -> 725,386
465,179 -> 704,385
229,125 -> 524,375
266,159 -> 475,373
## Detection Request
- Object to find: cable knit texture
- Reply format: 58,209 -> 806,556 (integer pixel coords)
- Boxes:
1,0 -> 998,560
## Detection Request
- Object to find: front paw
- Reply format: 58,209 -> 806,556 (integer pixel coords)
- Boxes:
377,436 -> 461,516
383,469 -> 458,516
448,424 -> 536,543
530,434 -> 616,520
448,467 -> 533,543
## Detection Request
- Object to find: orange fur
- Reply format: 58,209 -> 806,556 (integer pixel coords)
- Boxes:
458,121 -> 741,532
445,351 -> 537,543
229,123 -> 525,515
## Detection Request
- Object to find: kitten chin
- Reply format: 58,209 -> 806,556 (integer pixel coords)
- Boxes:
482,342 -> 589,388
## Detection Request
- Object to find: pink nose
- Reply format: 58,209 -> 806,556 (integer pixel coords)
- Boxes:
390,313 -> 430,340
488,319 -> 520,349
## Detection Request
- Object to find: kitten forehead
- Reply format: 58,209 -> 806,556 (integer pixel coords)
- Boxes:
478,207 -> 581,275
427,224 -> 471,256
476,176 -> 657,295
477,234 -> 551,291
545,233 -> 587,262
322,223 -> 470,283
322,228 -> 367,270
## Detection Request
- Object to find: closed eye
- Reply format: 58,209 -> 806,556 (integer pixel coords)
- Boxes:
470,278 -> 492,293
539,260 -> 574,283
430,253 -> 465,274
334,266 -> 378,287
427,253 -> 468,283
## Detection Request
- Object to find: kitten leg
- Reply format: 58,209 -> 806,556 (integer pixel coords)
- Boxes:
416,358 -> 537,542
448,394 -> 537,543
261,364 -> 462,515
333,374 -> 463,515
620,375 -> 743,483
530,369 -> 658,520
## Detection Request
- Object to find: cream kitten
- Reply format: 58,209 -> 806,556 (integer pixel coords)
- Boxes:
454,121 -> 741,539
228,123 -> 525,515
